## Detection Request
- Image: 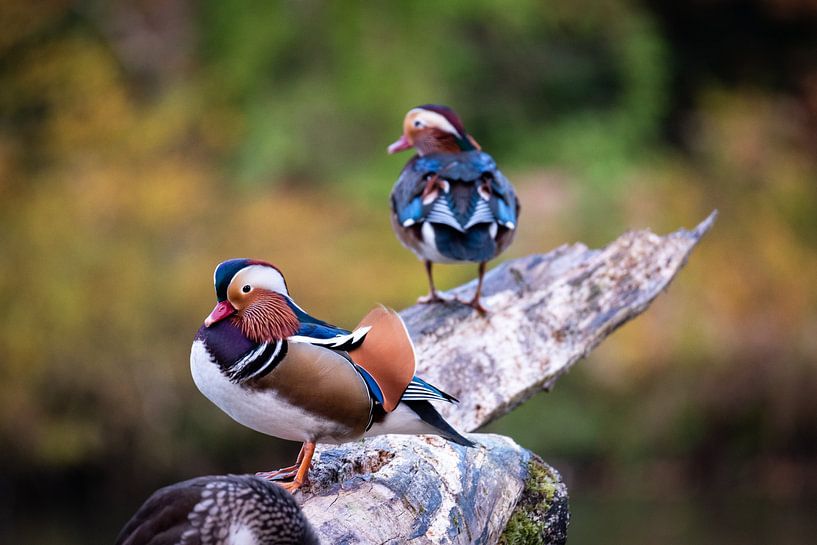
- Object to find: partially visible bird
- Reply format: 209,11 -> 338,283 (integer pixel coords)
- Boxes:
190,259 -> 474,492
115,475 -> 320,545
388,104 -> 520,313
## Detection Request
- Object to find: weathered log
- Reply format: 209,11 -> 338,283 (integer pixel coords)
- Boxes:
297,213 -> 716,544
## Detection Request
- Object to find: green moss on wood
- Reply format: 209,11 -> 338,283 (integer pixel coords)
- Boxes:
499,458 -> 561,545
525,461 -> 558,502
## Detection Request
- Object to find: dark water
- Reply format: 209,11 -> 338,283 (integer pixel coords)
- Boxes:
568,496 -> 817,545
4,494 -> 817,544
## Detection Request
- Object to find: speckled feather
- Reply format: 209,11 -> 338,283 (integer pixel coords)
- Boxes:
115,475 -> 320,545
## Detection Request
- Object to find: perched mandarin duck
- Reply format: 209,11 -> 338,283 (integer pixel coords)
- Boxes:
388,105 -> 520,313
190,259 -> 474,492
115,475 -> 319,545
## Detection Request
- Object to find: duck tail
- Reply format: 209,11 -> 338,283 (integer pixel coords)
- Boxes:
403,399 -> 475,447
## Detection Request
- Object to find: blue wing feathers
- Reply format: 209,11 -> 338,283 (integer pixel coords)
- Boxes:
397,196 -> 425,225
411,151 -> 495,182
494,197 -> 517,226
391,149 -> 519,264
490,171 -> 518,226
296,322 -> 351,339
355,367 -> 457,406
355,365 -> 385,405
286,299 -> 351,338
414,155 -> 444,173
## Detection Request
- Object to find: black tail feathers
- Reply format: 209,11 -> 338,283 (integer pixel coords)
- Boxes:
404,400 -> 476,447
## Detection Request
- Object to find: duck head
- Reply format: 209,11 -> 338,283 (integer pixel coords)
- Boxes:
387,104 -> 481,156
204,258 -> 299,342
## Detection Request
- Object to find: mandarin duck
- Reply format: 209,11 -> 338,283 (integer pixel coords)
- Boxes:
388,105 -> 520,313
190,258 -> 473,492
115,475 -> 320,545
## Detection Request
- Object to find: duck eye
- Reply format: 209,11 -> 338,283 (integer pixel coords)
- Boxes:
242,285 -> 252,293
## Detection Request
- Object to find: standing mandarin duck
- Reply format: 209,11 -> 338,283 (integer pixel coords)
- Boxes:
115,475 -> 320,545
190,258 -> 473,492
388,105 -> 520,313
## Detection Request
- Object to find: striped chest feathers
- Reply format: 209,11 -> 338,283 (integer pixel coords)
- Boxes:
190,328 -> 372,444
190,339 -> 328,443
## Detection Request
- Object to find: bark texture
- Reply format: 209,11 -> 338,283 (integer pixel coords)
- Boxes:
298,213 -> 716,544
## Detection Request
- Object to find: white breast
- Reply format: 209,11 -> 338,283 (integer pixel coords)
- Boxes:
190,340 -> 338,443
364,402 -> 432,438
419,222 -> 459,264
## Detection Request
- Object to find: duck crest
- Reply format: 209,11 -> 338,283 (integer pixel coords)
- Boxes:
417,104 -> 467,138
416,104 -> 479,152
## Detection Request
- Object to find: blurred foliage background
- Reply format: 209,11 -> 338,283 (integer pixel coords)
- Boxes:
1,1 -> 816,543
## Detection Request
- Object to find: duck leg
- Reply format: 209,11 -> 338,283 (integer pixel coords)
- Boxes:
255,443 -> 305,481
464,262 -> 488,314
417,260 -> 452,304
278,441 -> 315,493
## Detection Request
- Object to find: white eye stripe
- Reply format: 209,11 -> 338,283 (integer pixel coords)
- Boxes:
231,265 -> 288,296
409,109 -> 461,138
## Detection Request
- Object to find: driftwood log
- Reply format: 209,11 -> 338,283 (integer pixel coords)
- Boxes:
297,213 -> 716,544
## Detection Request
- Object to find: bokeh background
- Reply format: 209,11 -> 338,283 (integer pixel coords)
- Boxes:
2,1 -> 816,543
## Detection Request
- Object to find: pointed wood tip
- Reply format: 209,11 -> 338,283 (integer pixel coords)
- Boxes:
693,209 -> 718,239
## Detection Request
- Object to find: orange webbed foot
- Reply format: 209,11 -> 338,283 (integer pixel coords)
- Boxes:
255,465 -> 298,481
261,441 -> 315,495
277,478 -> 306,493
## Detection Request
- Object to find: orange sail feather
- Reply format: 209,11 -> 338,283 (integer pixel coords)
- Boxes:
347,306 -> 416,412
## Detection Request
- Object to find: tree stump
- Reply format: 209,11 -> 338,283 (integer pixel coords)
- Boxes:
296,212 -> 716,544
